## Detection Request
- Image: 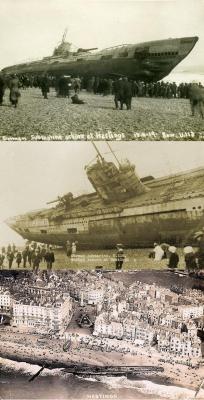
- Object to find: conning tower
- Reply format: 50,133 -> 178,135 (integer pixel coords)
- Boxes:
86,142 -> 148,202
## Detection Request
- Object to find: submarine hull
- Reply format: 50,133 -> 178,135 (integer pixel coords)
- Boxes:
8,207 -> 204,249
2,37 -> 198,82
6,161 -> 204,250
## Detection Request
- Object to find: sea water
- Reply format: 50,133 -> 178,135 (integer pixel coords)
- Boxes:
162,71 -> 204,85
0,357 -> 202,400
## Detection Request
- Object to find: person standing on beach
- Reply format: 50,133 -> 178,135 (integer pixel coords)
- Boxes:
40,74 -> 50,99
121,77 -> 133,110
0,253 -> 5,269
44,246 -> 55,272
66,240 -> 72,257
7,251 -> 14,269
22,247 -> 28,268
32,249 -> 41,273
194,231 -> 204,268
16,251 -> 22,268
27,247 -> 34,268
71,241 -> 77,255
0,73 -> 5,106
189,82 -> 204,119
115,244 -> 125,270
9,75 -> 21,108
113,77 -> 124,110
183,246 -> 197,272
153,243 -> 164,261
168,246 -> 179,269
1,246 -> 6,256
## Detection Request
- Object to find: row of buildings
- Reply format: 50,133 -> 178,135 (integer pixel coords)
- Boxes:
0,271 -> 203,363
92,281 -> 204,363
0,278 -> 73,334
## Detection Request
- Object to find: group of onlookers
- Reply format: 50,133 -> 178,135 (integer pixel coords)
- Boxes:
0,231 -> 203,274
1,71 -> 202,108
150,230 -> 204,272
0,242 -> 55,273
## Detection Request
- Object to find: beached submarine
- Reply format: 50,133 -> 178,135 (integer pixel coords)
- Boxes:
6,143 -> 204,249
1,30 -> 198,81
29,364 -> 164,381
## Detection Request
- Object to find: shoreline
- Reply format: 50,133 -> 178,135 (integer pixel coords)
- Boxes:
0,352 -> 189,392
0,337 -> 203,393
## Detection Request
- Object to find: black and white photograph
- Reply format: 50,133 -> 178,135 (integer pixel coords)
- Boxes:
0,268 -> 204,400
0,0 -> 204,139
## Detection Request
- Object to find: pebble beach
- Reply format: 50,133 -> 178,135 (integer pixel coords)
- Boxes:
0,88 -> 203,139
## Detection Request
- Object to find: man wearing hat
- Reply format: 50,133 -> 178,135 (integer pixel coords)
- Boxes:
0,73 -> 5,106
194,231 -> 204,268
168,246 -> 179,269
183,246 -> 197,272
44,246 -> 55,272
115,244 -> 125,270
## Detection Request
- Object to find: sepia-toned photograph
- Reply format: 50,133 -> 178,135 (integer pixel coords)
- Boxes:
0,140 -> 204,269
0,140 -> 204,399
0,0 -> 204,139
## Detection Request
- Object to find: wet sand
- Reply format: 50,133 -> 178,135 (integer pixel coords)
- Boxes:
0,88 -> 203,138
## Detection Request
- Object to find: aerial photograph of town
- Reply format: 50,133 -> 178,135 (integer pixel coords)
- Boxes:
0,269 -> 204,399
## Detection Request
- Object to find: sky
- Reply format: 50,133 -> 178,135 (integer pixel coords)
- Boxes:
0,0 -> 204,70
0,140 -> 204,245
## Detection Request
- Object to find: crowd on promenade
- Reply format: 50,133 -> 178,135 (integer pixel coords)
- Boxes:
0,71 -> 203,111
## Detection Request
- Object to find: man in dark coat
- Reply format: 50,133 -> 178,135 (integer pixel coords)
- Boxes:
9,75 -> 21,107
189,83 -> 204,118
168,246 -> 179,269
40,74 -> 50,99
0,73 -> 5,105
16,251 -> 22,268
115,244 -> 125,270
7,251 -> 14,269
44,247 -> 55,272
194,231 -> 204,268
121,77 -> 133,110
32,250 -> 41,273
66,240 -> 72,257
22,247 -> 28,268
112,78 -> 124,109
57,75 -> 71,97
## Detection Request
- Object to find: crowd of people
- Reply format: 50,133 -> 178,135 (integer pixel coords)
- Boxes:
0,242 -> 55,273
0,230 -> 204,274
150,230 -> 204,272
0,71 -> 203,113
